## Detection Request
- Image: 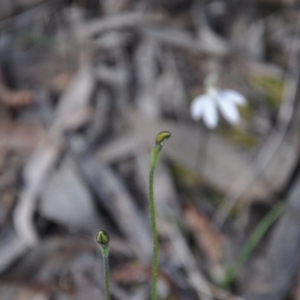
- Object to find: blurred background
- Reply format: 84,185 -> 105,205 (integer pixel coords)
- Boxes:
0,0 -> 300,299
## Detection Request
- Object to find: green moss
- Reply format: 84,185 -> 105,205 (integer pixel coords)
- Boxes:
250,75 -> 284,109
217,126 -> 257,148
239,104 -> 253,120
169,162 -> 248,218
169,162 -> 224,206
228,203 -> 243,218
169,161 -> 202,188
202,184 -> 225,207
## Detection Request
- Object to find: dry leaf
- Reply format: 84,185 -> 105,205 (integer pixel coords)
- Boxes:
183,204 -> 222,262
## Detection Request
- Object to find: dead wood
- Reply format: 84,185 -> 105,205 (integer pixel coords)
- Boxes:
0,70 -> 34,108
80,155 -> 152,261
79,12 -> 164,38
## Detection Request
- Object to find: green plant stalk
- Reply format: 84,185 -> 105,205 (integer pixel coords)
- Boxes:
222,203 -> 284,287
149,146 -> 159,300
148,131 -> 171,300
102,252 -> 110,300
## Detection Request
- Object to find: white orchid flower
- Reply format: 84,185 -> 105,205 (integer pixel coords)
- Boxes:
190,75 -> 247,129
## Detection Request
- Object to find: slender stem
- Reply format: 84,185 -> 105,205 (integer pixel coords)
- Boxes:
148,131 -> 170,300
96,231 -> 110,300
149,146 -> 159,300
103,254 -> 110,300
222,202 -> 284,286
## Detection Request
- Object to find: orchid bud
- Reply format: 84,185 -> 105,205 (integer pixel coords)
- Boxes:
155,131 -> 171,151
96,230 -> 110,258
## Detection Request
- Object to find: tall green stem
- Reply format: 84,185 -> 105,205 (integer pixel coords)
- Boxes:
149,147 -> 159,300
148,131 -> 171,300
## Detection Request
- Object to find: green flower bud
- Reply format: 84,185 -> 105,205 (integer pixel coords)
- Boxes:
96,230 -> 110,246
155,131 -> 171,151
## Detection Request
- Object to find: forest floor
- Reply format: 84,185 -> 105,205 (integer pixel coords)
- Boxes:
0,0 -> 300,300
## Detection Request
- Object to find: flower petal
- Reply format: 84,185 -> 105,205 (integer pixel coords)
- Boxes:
190,95 -> 211,121
219,89 -> 247,106
217,96 -> 240,124
203,98 -> 218,129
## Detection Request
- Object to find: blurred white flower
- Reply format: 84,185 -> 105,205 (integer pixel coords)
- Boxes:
190,75 -> 247,129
